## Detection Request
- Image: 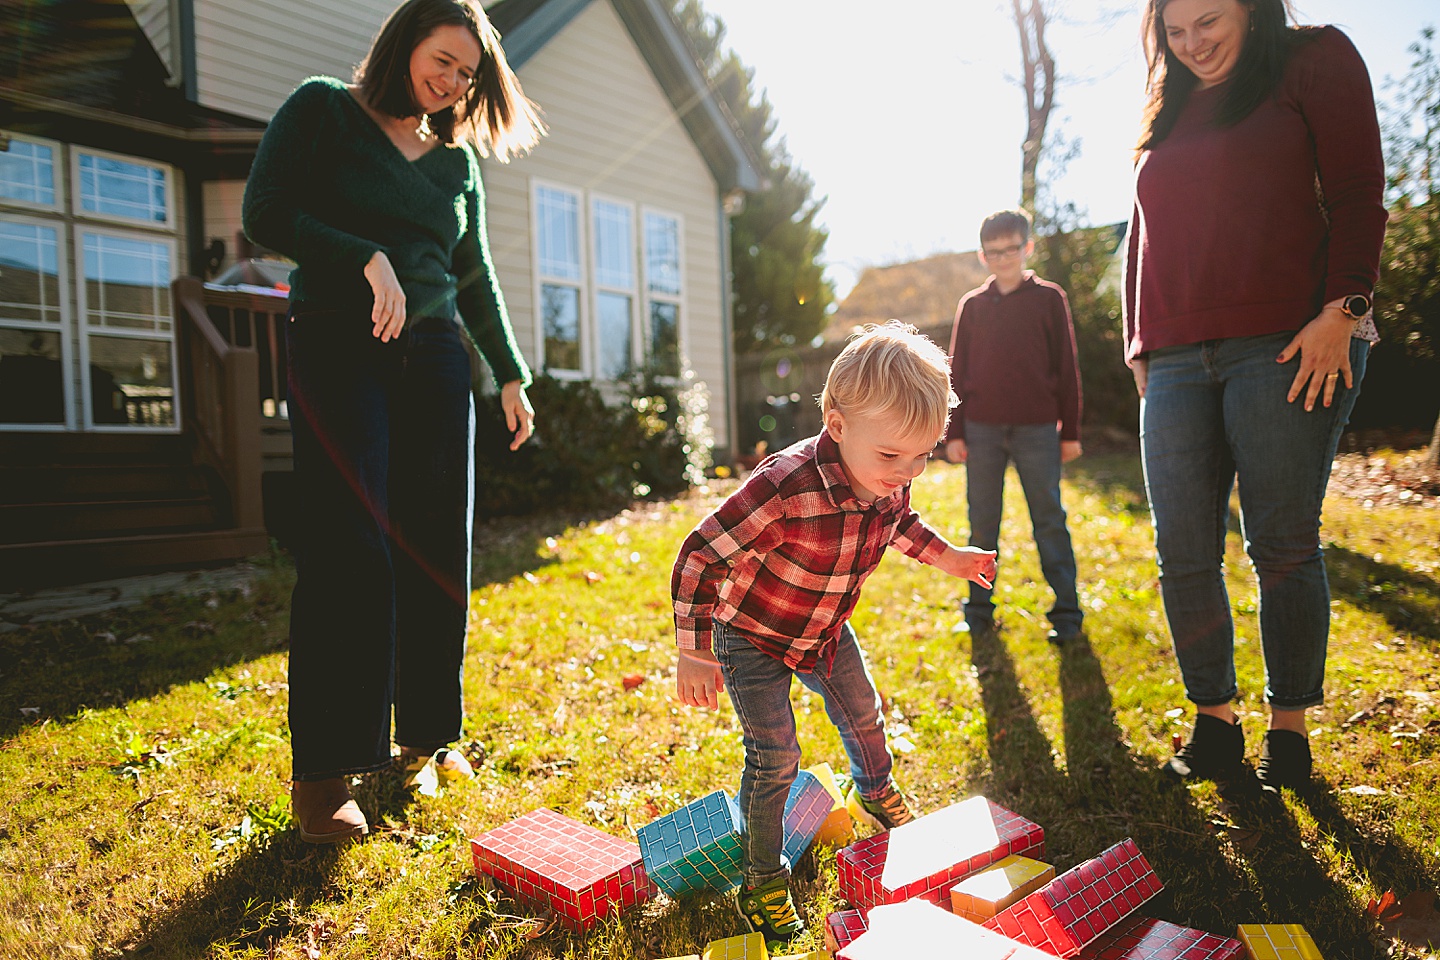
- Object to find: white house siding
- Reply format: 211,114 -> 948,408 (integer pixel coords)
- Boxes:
191,0 -> 395,122
125,0 -> 177,81
482,0 -> 730,449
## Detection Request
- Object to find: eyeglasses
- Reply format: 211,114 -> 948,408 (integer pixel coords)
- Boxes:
982,244 -> 1025,259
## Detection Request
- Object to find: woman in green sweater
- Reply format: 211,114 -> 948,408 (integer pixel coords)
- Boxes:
242,0 -> 544,843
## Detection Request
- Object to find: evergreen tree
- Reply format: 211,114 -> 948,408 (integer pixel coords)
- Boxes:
670,1 -> 835,355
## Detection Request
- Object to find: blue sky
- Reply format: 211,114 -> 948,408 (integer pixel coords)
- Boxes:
699,1 -> 1436,297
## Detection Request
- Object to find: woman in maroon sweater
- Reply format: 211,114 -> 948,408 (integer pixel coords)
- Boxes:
1123,0 -> 1385,792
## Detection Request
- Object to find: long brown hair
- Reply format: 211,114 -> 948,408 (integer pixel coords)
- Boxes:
1136,0 -> 1310,154
355,0 -> 544,161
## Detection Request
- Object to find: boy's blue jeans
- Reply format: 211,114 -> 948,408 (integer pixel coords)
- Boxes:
713,620 -> 895,887
963,422 -> 1082,633
1140,332 -> 1366,709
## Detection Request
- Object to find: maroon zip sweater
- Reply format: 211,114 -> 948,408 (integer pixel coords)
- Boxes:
1123,26 -> 1387,362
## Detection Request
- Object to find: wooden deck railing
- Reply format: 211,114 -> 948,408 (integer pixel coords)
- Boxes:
173,277 -> 263,530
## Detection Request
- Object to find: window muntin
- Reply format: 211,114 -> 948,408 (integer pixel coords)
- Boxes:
76,151 -> 170,224
644,212 -> 681,296
536,185 -> 581,281
643,211 -> 683,376
81,232 -> 172,333
0,219 -> 63,325
592,199 -> 634,290
0,138 -> 58,208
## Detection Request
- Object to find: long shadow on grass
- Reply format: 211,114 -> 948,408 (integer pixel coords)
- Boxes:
128,831 -> 346,958
1324,543 -> 1440,645
0,578 -> 290,742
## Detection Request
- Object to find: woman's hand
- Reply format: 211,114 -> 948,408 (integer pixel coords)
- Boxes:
1277,305 -> 1355,411
676,648 -> 723,709
501,380 -> 534,451
1131,357 -> 1149,399
364,251 -> 406,342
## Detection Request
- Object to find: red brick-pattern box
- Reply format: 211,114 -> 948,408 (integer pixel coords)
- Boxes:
1079,916 -> 1247,960
469,808 -> 651,930
836,796 -> 1045,912
1236,924 -> 1324,960
824,908 -> 870,953
838,899 -> 1027,960
984,838 -> 1162,958
952,854 -> 1057,922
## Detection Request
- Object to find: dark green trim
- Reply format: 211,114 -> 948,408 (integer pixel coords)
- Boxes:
177,0 -> 197,102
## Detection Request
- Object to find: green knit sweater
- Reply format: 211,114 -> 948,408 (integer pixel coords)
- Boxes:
242,76 -> 531,388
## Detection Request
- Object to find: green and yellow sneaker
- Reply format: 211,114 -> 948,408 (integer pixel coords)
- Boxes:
736,875 -> 805,946
845,781 -> 916,831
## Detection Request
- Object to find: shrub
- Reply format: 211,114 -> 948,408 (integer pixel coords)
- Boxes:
472,368 -> 711,518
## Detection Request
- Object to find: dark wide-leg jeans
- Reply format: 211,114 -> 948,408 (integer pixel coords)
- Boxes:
285,306 -> 475,781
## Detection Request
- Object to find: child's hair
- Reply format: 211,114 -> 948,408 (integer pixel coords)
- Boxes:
819,320 -> 958,439
979,208 -> 1033,246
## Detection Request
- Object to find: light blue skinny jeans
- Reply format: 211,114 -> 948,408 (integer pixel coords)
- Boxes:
713,620 -> 894,887
1140,331 -> 1367,709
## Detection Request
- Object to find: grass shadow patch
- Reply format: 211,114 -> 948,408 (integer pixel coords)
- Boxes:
1324,543 -> 1440,645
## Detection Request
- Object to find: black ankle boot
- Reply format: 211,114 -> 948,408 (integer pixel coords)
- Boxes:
1163,713 -> 1245,783
1256,730 -> 1311,793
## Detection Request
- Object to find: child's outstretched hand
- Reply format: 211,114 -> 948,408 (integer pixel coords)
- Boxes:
677,648 -> 724,709
943,545 -> 998,589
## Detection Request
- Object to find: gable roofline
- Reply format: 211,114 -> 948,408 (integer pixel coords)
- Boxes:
488,0 -> 764,193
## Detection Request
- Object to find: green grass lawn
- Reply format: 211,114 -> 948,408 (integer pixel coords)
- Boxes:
2,453 -> 1437,959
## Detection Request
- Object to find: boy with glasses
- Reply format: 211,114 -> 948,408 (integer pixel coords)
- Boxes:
945,209 -> 1085,644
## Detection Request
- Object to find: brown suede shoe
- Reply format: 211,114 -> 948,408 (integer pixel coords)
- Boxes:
292,778 -> 368,844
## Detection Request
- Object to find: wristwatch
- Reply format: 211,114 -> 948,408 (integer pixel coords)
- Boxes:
1340,293 -> 1372,320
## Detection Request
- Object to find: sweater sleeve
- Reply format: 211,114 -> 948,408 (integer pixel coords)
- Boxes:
1052,286 -> 1083,441
1122,200 -> 1142,363
1299,28 -> 1388,304
453,147 -> 531,388
945,295 -> 972,442
241,80 -> 383,275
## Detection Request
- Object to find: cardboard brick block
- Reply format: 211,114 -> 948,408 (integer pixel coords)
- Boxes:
655,956 -> 700,960
702,932 -> 768,960
781,768 -> 834,869
952,855 -> 1057,922
804,762 -> 855,847
985,838 -> 1163,958
772,952 -> 830,960
836,795 -> 1045,912
638,790 -> 744,895
1079,916 -> 1247,959
824,908 -> 870,953
838,899 -> 1027,960
469,808 -> 650,930
1236,924 -> 1324,960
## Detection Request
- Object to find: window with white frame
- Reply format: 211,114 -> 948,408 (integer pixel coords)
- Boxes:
591,197 -> 635,380
534,184 -> 583,375
530,181 -> 689,383
0,132 -> 178,431
644,211 -> 682,378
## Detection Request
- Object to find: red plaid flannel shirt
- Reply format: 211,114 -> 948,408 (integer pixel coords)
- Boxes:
671,431 -> 952,670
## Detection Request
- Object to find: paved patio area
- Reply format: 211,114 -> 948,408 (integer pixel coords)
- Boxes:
0,564 -> 266,632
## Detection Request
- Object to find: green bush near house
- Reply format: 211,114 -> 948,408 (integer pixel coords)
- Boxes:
473,370 -> 711,518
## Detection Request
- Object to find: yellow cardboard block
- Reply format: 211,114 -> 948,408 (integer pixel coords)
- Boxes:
772,953 -> 828,960
703,932 -> 768,960
1237,924 -> 1324,960
949,854 -> 1056,922
804,762 -> 855,846
655,956 -> 700,960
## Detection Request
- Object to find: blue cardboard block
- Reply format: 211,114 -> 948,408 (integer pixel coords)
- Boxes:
781,769 -> 833,869
637,790 -> 744,895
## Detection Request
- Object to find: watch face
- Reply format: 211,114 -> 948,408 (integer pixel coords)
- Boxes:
1345,295 -> 1371,318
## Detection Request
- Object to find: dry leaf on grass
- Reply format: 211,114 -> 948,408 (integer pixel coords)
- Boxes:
1374,890 -> 1440,951
622,674 -> 646,690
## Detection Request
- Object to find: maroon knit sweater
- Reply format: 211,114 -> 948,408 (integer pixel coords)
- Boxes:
946,273 -> 1082,442
1123,26 -> 1387,362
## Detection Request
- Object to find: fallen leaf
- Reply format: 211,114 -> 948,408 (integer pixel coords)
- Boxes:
1225,826 -> 1262,853
622,674 -> 645,691
583,571 -> 603,584
1367,890 -> 1405,923
405,757 -> 441,798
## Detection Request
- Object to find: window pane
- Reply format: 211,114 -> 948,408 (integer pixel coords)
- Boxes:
0,140 -> 56,206
541,283 -> 580,372
596,292 -> 632,380
78,153 -> 168,223
0,220 -> 62,324
649,300 -> 679,377
83,233 -> 172,332
0,328 -> 64,423
593,200 -> 633,289
88,334 -> 174,426
645,213 -> 681,295
536,186 -> 580,281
